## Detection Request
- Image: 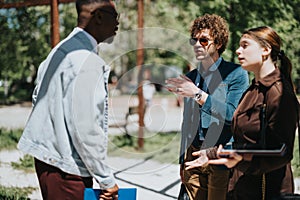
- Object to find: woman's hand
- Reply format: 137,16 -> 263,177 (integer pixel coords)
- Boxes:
185,150 -> 209,170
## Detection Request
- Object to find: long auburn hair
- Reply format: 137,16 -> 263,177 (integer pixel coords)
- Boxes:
243,26 -> 293,87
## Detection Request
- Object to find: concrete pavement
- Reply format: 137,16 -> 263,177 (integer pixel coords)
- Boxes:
0,149 -> 181,200
0,95 -> 183,199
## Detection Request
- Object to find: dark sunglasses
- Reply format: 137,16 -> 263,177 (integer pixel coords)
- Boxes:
189,37 -> 211,46
91,8 -> 120,21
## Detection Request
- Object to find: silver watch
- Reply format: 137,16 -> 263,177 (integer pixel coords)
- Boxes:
193,89 -> 203,101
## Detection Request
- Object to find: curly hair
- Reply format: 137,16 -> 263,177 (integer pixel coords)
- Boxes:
190,14 -> 229,55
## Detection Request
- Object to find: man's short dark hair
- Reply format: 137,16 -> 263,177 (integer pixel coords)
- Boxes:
76,0 -> 110,15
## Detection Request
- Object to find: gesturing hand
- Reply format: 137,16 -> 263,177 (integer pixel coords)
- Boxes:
165,75 -> 199,97
185,149 -> 209,170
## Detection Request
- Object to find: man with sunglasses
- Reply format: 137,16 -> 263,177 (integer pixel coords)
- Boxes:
18,0 -> 119,199
166,14 -> 248,200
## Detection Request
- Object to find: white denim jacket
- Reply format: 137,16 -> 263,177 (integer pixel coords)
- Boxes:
18,28 -> 115,189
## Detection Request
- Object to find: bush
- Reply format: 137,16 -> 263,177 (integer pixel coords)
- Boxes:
108,131 -> 181,164
0,129 -> 23,151
0,186 -> 34,200
11,154 -> 35,173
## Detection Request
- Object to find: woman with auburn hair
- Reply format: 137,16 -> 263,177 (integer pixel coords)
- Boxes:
185,26 -> 299,200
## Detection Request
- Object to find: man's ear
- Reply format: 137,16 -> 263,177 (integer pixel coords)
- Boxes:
215,43 -> 222,51
94,11 -> 103,25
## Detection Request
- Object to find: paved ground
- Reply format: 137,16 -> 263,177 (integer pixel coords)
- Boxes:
0,149 -> 180,200
0,95 -> 183,200
0,95 -> 299,199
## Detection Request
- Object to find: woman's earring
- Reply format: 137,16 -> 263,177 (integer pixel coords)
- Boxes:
262,55 -> 268,61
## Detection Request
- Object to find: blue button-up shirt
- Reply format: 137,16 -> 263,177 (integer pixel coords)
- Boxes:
196,57 -> 222,140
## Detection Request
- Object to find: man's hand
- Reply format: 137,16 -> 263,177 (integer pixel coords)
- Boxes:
185,149 -> 209,170
165,75 -> 199,97
100,184 -> 119,200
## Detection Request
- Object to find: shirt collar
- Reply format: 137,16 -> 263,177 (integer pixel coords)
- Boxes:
198,57 -> 222,76
253,68 -> 281,87
74,27 -> 98,52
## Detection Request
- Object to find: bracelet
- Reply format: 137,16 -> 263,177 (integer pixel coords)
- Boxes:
193,89 -> 203,101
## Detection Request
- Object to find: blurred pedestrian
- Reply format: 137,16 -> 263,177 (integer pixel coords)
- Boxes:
142,69 -> 156,107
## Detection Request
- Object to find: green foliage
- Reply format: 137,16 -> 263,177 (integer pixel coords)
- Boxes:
0,7 -> 51,104
0,129 -> 22,150
11,154 -> 35,173
0,0 -> 300,104
59,3 -> 77,39
0,185 -> 34,200
0,128 -> 35,172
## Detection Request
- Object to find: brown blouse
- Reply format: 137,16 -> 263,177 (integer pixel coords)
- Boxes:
232,68 -> 298,175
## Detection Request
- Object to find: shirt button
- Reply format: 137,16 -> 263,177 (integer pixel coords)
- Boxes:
49,158 -> 56,164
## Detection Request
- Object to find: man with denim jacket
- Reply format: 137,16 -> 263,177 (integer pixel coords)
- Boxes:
166,14 -> 249,200
17,1 -> 119,199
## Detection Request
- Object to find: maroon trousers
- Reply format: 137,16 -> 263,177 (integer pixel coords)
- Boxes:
34,158 -> 93,200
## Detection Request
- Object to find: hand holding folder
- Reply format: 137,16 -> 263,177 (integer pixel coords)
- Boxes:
84,188 -> 137,200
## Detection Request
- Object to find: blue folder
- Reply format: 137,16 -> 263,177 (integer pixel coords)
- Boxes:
84,188 -> 137,200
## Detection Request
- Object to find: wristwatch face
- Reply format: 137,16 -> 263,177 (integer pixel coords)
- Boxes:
194,91 -> 202,101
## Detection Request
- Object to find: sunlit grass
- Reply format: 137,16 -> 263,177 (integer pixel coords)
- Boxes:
0,185 -> 35,200
0,129 -> 22,151
11,154 -> 35,173
108,131 -> 181,164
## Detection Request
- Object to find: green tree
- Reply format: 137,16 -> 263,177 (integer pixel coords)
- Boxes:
0,7 -> 51,103
0,0 -> 299,103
